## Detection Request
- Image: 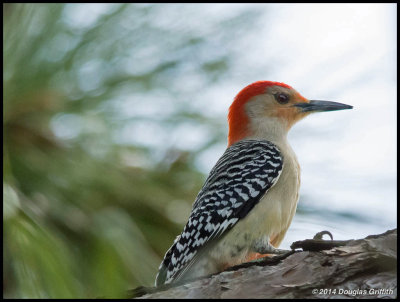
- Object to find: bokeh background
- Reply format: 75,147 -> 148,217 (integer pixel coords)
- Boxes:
3,3 -> 396,298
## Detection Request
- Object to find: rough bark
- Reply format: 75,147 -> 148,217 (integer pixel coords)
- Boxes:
134,229 -> 397,299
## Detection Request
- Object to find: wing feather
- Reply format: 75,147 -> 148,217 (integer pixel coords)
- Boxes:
156,139 -> 283,285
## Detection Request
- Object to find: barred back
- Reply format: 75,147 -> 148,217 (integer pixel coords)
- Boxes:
155,139 -> 283,286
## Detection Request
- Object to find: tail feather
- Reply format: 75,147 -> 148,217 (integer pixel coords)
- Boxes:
155,235 -> 180,286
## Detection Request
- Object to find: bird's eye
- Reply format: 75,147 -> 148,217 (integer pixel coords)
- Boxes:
275,93 -> 290,104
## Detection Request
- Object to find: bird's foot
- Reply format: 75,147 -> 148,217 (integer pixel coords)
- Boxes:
252,235 -> 293,255
246,249 -> 296,266
250,236 -> 296,264
226,249 -> 295,271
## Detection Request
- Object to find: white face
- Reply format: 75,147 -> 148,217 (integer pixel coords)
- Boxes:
228,83 -> 351,146
245,85 -> 310,132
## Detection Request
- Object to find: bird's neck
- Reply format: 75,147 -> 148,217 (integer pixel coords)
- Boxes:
246,117 -> 299,175
246,116 -> 291,149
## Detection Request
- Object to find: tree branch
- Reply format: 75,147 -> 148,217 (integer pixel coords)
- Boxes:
132,229 -> 397,299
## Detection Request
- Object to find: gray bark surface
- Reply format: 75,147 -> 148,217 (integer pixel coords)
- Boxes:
136,229 -> 397,299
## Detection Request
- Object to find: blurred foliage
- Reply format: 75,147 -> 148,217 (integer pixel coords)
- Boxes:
3,3 -> 262,298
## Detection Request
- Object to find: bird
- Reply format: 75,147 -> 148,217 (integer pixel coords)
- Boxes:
155,81 -> 352,286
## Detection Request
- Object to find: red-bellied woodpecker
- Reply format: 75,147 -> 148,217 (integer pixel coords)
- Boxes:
155,81 -> 352,286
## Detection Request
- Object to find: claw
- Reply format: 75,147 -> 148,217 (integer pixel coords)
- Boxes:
246,250 -> 295,264
313,230 -> 333,240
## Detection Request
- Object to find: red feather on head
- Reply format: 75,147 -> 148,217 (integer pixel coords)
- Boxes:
228,81 -> 292,146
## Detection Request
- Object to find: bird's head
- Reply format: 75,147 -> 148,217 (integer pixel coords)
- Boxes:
228,81 -> 352,146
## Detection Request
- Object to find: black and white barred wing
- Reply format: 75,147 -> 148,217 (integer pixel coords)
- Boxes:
155,140 -> 283,286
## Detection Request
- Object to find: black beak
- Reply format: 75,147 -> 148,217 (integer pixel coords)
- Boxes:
294,100 -> 353,113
